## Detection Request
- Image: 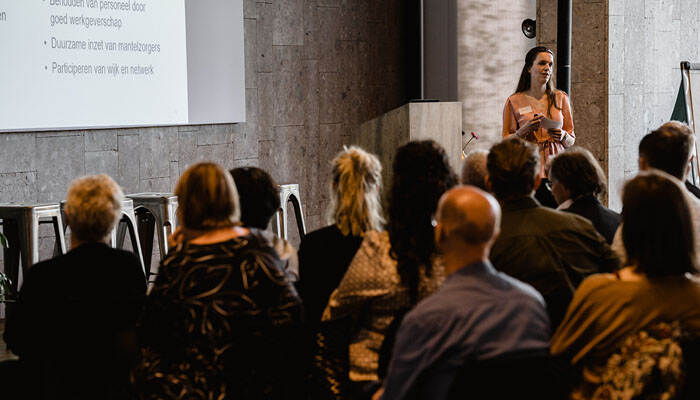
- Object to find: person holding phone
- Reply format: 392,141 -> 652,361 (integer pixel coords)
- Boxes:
503,46 -> 575,207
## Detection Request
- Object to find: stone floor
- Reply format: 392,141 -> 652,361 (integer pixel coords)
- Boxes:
0,319 -> 17,362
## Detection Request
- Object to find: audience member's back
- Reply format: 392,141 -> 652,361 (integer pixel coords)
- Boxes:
460,149 -> 489,190
133,163 -> 304,400
322,140 -> 454,395
230,166 -> 299,281
3,175 -> 146,400
552,172 -> 700,398
611,121 -> 700,262
486,138 -> 619,329
297,146 -> 384,325
548,148 -> 621,244
380,187 -> 551,400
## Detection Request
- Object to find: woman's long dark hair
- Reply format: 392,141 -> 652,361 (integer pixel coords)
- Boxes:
387,140 -> 457,303
515,46 -> 561,117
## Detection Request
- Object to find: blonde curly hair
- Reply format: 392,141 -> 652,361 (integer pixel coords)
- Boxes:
328,146 -> 384,236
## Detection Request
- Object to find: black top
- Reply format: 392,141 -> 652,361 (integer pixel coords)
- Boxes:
297,224 -> 363,325
490,197 -> 620,330
3,243 -> 146,399
133,229 -> 304,400
687,180 -> 700,200
563,195 -> 621,244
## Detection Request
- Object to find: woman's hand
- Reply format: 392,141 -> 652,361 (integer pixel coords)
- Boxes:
516,114 -> 544,138
548,128 -> 565,142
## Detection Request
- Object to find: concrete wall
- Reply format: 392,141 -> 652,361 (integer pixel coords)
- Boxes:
538,0 -> 699,210
608,0 -> 699,210
537,0 -> 610,201
458,1 -> 536,151
0,1 -> 409,270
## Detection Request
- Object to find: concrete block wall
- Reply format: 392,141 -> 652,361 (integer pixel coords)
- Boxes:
0,0 -> 409,274
458,1 -> 536,151
537,0 -> 610,204
538,0 -> 700,211
608,0 -> 699,210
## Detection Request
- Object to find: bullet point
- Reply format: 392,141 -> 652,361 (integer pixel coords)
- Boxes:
44,66 -> 47,70
44,41 -> 47,45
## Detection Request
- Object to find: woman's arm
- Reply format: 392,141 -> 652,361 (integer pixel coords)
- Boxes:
503,98 -> 519,139
561,93 -> 575,147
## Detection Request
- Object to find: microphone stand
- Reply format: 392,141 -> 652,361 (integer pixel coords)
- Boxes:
461,131 -> 479,159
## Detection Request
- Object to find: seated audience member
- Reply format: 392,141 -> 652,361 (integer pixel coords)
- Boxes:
379,186 -> 551,400
551,172 -> 700,397
548,147 -> 621,243
3,174 -> 147,400
487,138 -> 619,329
297,146 -> 384,325
666,122 -> 700,200
322,140 -> 455,398
133,162 -> 304,400
230,166 -> 298,281
611,121 -> 700,261
460,149 -> 489,190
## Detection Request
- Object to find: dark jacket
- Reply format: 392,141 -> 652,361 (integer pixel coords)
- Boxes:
4,243 -> 147,400
490,197 -> 620,330
562,195 -> 621,244
687,180 -> 700,200
297,224 -> 363,325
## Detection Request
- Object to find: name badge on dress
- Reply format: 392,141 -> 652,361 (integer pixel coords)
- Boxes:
518,106 -> 533,114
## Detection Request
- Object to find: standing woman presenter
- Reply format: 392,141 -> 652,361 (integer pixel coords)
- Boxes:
503,46 -> 575,207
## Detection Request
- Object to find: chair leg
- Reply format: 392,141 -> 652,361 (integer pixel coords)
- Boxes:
289,196 -> 307,239
2,220 -> 21,295
52,216 -> 67,255
116,216 -> 129,249
155,218 -> 167,262
135,209 -> 155,275
123,214 -> 147,278
16,218 -> 36,282
273,209 -> 283,238
279,201 -> 289,240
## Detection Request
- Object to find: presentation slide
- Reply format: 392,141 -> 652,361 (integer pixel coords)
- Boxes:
0,0 -> 245,132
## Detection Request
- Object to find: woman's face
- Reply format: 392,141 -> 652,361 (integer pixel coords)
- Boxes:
529,52 -> 553,87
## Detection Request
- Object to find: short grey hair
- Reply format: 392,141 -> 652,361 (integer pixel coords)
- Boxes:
461,149 -> 489,190
64,174 -> 123,243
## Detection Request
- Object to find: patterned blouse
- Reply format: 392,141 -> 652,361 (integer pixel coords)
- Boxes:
133,229 -> 304,400
321,230 -> 444,381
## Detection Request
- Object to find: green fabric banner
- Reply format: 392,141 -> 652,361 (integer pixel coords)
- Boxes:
671,80 -> 688,123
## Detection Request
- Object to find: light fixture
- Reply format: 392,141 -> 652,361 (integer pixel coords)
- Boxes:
522,19 -> 536,39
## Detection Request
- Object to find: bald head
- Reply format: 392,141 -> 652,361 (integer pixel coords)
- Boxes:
436,186 -> 501,245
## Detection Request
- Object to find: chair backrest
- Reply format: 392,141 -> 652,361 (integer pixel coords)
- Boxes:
447,350 -> 559,400
678,336 -> 700,399
377,307 -> 410,380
